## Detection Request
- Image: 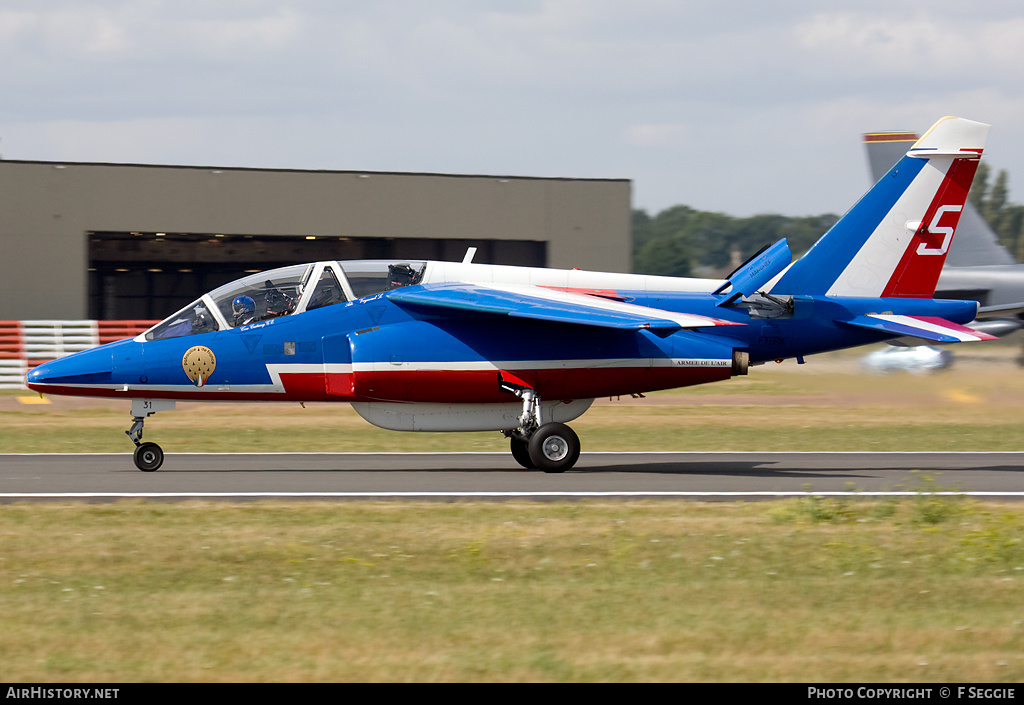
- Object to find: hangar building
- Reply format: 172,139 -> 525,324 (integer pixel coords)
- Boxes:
0,160 -> 631,321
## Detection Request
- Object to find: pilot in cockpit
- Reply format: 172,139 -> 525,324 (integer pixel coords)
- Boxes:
388,263 -> 418,289
232,295 -> 257,326
263,280 -> 296,318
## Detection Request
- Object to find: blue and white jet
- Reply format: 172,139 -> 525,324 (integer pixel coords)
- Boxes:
27,116 -> 996,472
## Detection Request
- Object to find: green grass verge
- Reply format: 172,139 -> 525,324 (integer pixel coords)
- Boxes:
2,493 -> 1024,682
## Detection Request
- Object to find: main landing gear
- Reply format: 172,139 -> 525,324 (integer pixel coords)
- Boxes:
125,400 -> 175,472
500,380 -> 581,473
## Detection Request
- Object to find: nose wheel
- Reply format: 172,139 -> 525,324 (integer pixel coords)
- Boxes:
133,442 -> 164,472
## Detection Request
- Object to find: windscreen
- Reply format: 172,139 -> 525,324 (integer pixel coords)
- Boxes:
144,263 -> 313,341
145,299 -> 218,341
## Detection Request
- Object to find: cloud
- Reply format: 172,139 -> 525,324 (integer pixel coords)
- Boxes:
793,11 -> 1024,78
623,124 -> 691,149
3,1 -> 1024,216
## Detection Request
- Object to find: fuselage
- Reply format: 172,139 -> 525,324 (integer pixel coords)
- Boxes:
25,258 -> 980,410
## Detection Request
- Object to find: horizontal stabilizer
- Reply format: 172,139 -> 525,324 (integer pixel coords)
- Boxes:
714,239 -> 792,306
840,314 -> 997,343
388,282 -> 740,333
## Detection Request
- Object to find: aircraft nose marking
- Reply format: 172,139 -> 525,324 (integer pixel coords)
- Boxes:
182,346 -> 217,387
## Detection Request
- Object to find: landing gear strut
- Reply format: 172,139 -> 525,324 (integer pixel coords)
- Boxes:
126,400 -> 175,472
500,377 -> 581,473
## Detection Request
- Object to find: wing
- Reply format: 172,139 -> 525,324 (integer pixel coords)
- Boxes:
840,314 -> 997,343
387,282 -> 741,335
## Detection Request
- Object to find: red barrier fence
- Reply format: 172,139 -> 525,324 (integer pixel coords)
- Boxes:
0,320 -> 157,388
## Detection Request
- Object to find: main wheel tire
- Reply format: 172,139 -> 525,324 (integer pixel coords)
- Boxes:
510,436 -> 534,469
133,442 -> 164,472
527,423 -> 580,473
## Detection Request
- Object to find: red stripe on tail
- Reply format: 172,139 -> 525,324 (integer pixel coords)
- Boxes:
881,157 -> 980,298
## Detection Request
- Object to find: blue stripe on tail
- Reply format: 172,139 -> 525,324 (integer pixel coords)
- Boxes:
770,156 -> 927,295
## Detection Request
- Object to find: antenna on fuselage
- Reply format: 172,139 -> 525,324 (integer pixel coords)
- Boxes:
462,247 -> 477,264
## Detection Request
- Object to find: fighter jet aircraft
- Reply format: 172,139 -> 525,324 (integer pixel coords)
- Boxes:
27,117 -> 996,472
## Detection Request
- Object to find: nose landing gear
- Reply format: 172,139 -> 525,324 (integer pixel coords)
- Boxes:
126,400 -> 175,472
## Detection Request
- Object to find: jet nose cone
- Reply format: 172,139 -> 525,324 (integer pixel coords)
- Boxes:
25,362 -> 48,386
25,359 -> 62,388
23,347 -> 114,393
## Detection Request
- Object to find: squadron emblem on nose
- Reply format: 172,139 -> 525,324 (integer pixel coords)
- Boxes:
182,346 -> 217,387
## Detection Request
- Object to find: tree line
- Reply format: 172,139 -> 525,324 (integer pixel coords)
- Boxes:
632,206 -> 838,277
970,162 -> 1024,262
633,162 -> 1023,277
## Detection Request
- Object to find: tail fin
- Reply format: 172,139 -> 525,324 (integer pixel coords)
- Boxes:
864,130 -> 920,183
771,116 -> 990,298
865,129 -> 1014,267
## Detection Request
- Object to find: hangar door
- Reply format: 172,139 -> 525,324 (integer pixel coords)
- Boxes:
88,231 -> 546,320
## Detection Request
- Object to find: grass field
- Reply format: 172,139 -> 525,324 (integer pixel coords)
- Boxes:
2,496 -> 1024,682
2,343 -> 1024,681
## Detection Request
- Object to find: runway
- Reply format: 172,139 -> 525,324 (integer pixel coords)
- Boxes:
2,451 -> 1024,500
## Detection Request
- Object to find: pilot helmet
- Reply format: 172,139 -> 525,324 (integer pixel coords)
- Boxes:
232,295 -> 256,321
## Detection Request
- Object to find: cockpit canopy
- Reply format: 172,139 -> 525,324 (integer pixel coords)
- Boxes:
145,260 -> 426,341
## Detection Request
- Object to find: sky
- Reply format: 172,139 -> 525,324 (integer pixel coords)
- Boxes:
3,0 -> 1024,218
